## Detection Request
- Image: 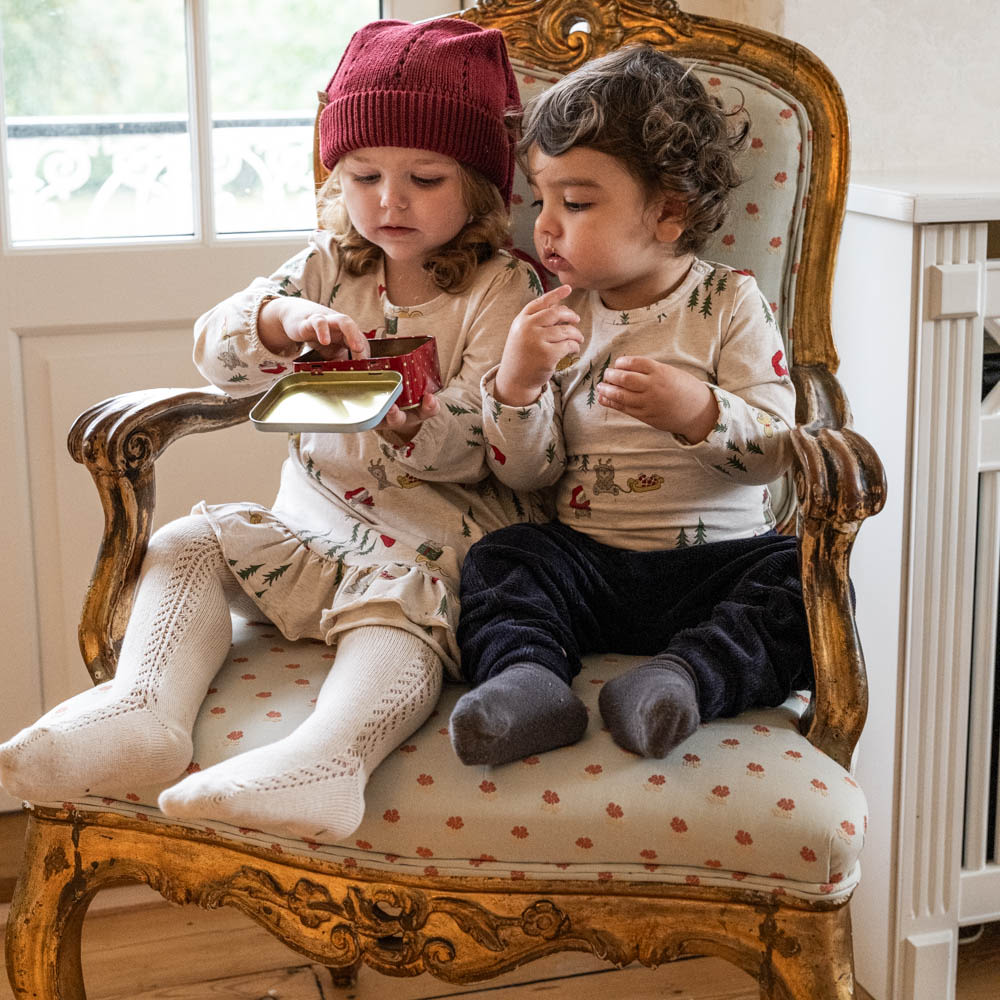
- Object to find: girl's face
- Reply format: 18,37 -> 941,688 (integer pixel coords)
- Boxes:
527,144 -> 688,310
339,147 -> 470,267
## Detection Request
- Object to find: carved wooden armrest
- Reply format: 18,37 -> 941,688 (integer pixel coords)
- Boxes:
67,386 -> 261,684
789,364 -> 887,768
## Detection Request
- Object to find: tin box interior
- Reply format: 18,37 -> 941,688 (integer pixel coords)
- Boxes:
250,370 -> 403,433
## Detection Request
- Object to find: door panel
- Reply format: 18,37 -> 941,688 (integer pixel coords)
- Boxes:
1,240 -> 300,808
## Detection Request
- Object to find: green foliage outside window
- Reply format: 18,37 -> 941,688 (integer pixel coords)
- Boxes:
1,0 -> 379,118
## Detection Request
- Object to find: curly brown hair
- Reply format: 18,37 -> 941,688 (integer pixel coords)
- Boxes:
316,162 -> 510,293
515,46 -> 749,256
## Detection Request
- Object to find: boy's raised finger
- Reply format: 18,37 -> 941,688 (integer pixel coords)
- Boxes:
524,283 -> 573,313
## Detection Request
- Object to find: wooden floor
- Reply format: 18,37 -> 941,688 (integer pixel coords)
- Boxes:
0,810 -> 996,999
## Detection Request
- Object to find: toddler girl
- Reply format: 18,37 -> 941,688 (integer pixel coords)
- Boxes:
451,46 -> 812,766
0,18 -> 540,841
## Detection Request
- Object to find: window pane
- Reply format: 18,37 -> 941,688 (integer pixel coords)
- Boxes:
208,0 -> 380,235
1,0 -> 192,243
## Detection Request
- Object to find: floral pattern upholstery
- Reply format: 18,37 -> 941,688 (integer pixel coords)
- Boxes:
56,617 -> 867,905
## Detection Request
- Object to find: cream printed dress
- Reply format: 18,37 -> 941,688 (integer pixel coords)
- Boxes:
194,230 -> 543,676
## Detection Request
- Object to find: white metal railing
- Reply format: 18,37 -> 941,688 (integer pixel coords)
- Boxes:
5,114 -> 315,242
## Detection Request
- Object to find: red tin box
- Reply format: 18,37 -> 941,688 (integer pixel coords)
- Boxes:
293,336 -> 442,410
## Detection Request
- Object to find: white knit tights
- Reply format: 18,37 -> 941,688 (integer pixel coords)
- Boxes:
158,625 -> 442,842
0,515 -> 247,802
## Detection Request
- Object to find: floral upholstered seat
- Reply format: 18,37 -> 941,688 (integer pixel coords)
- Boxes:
47,617 -> 866,903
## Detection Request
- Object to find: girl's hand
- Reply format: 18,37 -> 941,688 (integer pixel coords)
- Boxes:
597,356 -> 719,442
258,297 -> 370,359
375,392 -> 440,445
494,285 -> 583,406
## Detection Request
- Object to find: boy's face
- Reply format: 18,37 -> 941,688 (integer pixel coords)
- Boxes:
339,147 -> 469,268
527,145 -> 688,310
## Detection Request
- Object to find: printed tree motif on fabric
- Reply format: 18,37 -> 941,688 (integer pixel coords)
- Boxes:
230,519 -> 292,600
262,522 -> 392,591
465,477 -> 528,526
583,355 -> 612,407
273,247 -> 317,299
760,294 -> 777,329
709,393 -> 783,478
675,518 -> 709,548
683,267 -> 736,320
304,454 -> 322,485
465,423 -> 485,449
460,505 -> 478,538
506,253 -> 544,297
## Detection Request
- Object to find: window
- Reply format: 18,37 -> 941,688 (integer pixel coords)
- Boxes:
0,0 -> 383,244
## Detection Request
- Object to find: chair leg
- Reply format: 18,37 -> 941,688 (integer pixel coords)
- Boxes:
324,957 -> 363,990
4,814 -> 94,1000
758,903 -> 856,1000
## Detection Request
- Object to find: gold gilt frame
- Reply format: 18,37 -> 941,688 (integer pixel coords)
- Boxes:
6,3 -> 885,999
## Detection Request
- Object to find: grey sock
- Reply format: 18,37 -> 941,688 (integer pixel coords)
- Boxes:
598,654 -> 700,758
450,663 -> 588,766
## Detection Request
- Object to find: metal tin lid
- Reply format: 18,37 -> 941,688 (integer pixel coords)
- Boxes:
250,370 -> 403,433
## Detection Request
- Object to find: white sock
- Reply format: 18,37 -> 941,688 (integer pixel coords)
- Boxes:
0,515 -> 236,801
158,625 -> 443,842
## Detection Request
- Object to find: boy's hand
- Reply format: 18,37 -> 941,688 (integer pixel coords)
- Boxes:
258,297 -> 370,359
494,285 -> 583,407
375,392 -> 440,444
597,356 -> 719,442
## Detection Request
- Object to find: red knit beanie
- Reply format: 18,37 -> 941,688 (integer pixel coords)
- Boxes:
319,18 -> 521,206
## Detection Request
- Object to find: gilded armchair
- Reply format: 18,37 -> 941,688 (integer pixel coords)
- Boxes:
5,3 -> 885,999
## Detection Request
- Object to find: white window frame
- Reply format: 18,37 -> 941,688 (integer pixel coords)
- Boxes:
0,0 -> 465,254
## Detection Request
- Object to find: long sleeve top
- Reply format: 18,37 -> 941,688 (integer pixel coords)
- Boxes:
481,259 -> 796,551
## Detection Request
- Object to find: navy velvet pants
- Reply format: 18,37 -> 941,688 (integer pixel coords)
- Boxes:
457,521 -> 814,721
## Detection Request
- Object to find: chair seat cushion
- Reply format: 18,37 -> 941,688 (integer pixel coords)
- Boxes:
57,617 -> 867,904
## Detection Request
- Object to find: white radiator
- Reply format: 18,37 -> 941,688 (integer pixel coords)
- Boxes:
965,308 -> 1000,922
